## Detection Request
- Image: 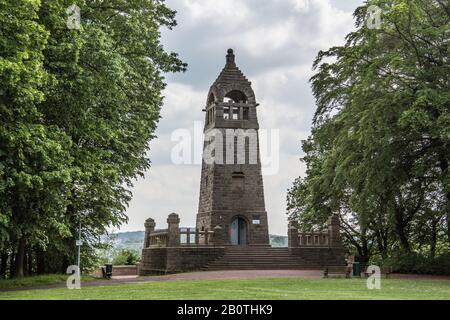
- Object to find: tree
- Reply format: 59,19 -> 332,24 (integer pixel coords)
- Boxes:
288,0 -> 449,262
0,0 -> 186,277
112,249 -> 140,266
0,0 -> 74,277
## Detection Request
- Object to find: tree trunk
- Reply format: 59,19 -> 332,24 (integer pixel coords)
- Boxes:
375,230 -> 388,259
430,218 -> 437,258
27,248 -> 33,275
61,254 -> 70,274
9,249 -> 16,278
23,248 -> 28,276
358,229 -> 371,271
0,251 -> 8,279
439,157 -> 449,249
397,225 -> 410,251
394,206 -> 410,252
13,238 -> 26,278
447,213 -> 450,250
36,247 -> 46,275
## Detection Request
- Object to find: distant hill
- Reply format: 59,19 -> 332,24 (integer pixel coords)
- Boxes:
106,231 -> 288,251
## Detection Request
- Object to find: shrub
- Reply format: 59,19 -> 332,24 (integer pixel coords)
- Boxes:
112,250 -> 140,266
384,252 -> 450,275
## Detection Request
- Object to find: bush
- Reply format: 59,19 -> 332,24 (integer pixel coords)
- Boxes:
112,250 -> 140,266
384,252 -> 450,275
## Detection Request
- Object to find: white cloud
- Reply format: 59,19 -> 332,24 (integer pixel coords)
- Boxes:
313,0 -> 355,49
291,0 -> 310,13
122,0 -> 364,235
222,21 -> 297,56
182,0 -> 250,25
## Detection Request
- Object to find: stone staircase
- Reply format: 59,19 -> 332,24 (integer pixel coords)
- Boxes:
203,246 -> 320,270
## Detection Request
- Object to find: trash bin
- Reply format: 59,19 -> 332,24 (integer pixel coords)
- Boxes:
105,264 -> 113,279
353,262 -> 360,277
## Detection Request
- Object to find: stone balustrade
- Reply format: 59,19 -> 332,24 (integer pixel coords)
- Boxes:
298,232 -> 329,247
147,229 -> 169,247
144,213 -> 220,248
180,227 -> 215,246
288,214 -> 342,248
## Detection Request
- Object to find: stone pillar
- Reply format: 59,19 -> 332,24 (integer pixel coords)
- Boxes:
144,218 -> 155,248
195,228 -> 200,245
327,214 -> 342,248
204,227 -> 209,245
288,221 -> 299,248
167,213 -> 180,247
213,225 -> 224,246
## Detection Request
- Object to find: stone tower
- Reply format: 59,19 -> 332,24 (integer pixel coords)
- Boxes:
196,49 -> 269,246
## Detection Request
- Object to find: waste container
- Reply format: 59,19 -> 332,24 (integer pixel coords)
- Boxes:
105,264 -> 113,279
353,262 -> 361,277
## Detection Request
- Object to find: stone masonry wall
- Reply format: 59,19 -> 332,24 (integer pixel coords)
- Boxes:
139,247 -> 225,275
289,247 -> 346,267
196,49 -> 270,246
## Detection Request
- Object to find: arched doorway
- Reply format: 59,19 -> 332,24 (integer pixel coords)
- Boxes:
230,217 -> 247,245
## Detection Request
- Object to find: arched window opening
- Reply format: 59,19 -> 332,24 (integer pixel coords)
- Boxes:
232,107 -> 239,120
224,90 -> 247,104
207,92 -> 216,106
223,106 -> 230,119
243,107 -> 249,120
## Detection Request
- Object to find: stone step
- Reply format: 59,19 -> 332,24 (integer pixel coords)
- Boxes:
209,262 -> 299,264
225,247 -> 288,250
216,258 -> 295,260
208,264 -> 317,266
222,258 -> 294,260
208,261 -> 300,265
223,254 -> 292,256
220,256 -> 294,258
203,266 -> 322,270
201,247 -> 312,271
225,251 -> 290,256
224,256 -> 293,258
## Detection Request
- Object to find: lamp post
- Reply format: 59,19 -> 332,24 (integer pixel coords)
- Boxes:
76,221 -> 82,273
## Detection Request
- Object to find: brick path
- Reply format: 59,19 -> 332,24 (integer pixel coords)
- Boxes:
2,270 -> 450,292
1,270 -> 322,292
132,270 -> 323,282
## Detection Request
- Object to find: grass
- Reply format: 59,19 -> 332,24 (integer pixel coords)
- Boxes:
0,277 -> 449,300
0,274 -> 99,291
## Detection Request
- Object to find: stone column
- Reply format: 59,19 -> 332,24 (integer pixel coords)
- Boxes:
167,213 -> 180,247
204,227 -> 209,245
327,214 -> 342,248
144,218 -> 155,248
213,225 -> 224,246
288,221 -> 299,248
195,228 -> 200,245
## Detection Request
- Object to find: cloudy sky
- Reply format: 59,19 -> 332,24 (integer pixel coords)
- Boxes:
119,0 -> 365,235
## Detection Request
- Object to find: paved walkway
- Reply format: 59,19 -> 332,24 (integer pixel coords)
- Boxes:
1,270 -> 322,292
134,270 -> 322,282
2,270 -> 450,292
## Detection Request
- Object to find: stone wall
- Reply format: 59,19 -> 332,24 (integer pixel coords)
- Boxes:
92,265 -> 138,277
140,247 -> 167,274
111,265 -> 138,276
287,214 -> 347,267
289,247 -> 346,267
139,246 -> 225,275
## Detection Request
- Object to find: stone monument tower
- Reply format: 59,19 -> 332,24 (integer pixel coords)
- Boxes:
196,49 -> 269,246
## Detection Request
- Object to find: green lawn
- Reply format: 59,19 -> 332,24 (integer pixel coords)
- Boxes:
1,277 -> 449,300
0,274 -> 99,291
